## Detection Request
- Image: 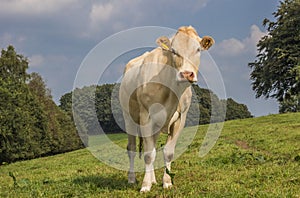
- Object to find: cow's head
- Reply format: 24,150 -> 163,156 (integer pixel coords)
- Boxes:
156,26 -> 214,83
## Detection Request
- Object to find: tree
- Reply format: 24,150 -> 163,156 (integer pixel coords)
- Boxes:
0,46 -> 83,163
248,0 -> 300,112
225,98 -> 253,120
28,72 -> 84,154
0,45 -> 29,83
0,46 -> 45,162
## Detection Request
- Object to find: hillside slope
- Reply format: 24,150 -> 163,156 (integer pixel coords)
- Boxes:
0,113 -> 299,197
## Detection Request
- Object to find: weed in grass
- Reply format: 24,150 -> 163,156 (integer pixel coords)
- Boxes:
8,172 -> 18,187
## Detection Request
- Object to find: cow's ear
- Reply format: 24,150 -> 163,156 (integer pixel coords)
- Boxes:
200,36 -> 214,50
156,36 -> 171,51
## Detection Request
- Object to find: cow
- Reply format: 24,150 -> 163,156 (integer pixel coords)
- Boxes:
119,26 -> 214,192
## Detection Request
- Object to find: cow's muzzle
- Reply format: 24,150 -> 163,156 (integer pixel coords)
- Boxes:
178,71 -> 197,83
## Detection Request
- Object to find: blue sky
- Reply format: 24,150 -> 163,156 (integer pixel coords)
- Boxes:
0,0 -> 280,116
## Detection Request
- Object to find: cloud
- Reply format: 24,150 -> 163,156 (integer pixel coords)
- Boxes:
0,0 -> 210,42
29,54 -> 45,68
0,33 -> 27,49
90,3 -> 114,23
85,0 -> 210,38
0,33 -> 13,47
0,0 -> 78,16
212,25 -> 266,57
28,54 -> 71,69
244,25 -> 267,54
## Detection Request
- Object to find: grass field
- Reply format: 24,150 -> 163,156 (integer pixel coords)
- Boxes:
0,113 -> 300,197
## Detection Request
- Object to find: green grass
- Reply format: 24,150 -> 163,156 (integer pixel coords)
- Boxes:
1,113 -> 300,197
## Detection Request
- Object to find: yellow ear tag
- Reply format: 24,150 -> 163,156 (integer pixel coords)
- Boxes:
161,43 -> 170,50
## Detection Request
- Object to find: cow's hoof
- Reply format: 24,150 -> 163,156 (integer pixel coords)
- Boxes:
163,173 -> 172,189
140,186 -> 151,192
163,182 -> 172,189
140,182 -> 152,192
128,172 -> 136,184
128,179 -> 136,184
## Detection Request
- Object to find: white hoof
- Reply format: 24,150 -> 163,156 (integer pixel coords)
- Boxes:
163,182 -> 172,189
140,185 -> 151,192
163,172 -> 173,189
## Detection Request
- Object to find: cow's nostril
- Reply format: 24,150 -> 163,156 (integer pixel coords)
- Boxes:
178,71 -> 196,82
179,72 -> 185,78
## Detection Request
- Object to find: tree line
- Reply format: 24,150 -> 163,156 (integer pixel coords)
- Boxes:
59,83 -> 253,135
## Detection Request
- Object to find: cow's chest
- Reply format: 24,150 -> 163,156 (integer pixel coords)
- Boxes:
138,83 -> 179,111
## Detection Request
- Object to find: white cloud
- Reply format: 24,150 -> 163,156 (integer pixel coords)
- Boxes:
213,25 -> 266,57
28,54 -> 70,69
244,25 -> 267,54
87,1 -> 140,36
90,3 -> 114,23
0,33 -> 13,46
0,33 -> 27,48
29,54 -> 45,68
0,0 -> 78,16
214,38 -> 245,57
85,0 -> 210,38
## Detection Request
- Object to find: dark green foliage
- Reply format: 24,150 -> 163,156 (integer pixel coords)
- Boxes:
60,83 -> 252,134
0,46 -> 83,163
249,0 -> 300,112
28,72 -> 83,155
279,94 -> 300,113
188,84 -> 229,125
95,84 -> 124,133
225,98 -> 253,120
60,84 -> 123,135
0,46 -> 46,162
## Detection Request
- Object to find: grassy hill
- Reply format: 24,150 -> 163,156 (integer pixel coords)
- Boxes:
0,113 -> 299,197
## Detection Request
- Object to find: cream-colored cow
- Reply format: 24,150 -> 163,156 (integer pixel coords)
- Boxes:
119,26 -> 214,192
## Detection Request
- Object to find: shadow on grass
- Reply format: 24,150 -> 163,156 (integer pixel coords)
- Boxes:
72,174 -> 133,191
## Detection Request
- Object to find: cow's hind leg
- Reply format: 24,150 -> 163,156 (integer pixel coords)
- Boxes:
127,134 -> 136,184
124,112 -> 139,184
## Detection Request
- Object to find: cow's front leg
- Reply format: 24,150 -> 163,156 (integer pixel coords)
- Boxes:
140,135 -> 159,192
163,112 -> 185,189
163,137 -> 177,189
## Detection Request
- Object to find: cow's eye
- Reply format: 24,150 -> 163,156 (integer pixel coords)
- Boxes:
196,47 -> 201,53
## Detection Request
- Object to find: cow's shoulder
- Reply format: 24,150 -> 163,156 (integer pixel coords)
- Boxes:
124,47 -> 168,73
124,51 -> 150,73
142,47 -> 170,66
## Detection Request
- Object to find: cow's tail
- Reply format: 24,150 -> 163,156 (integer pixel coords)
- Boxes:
138,136 -> 143,159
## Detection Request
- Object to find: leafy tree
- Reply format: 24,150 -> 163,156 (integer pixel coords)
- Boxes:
0,46 -> 45,162
225,98 -> 253,120
249,0 -> 300,112
0,46 -> 83,163
0,45 -> 29,83
28,72 -> 84,154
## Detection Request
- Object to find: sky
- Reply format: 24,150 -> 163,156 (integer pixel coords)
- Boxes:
0,0 -> 281,117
